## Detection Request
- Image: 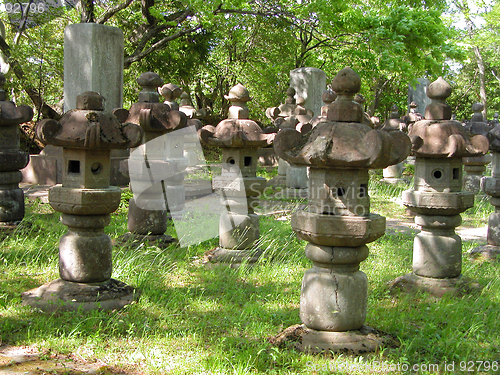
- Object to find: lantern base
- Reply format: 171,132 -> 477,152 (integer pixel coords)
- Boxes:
469,244 -> 500,261
115,232 -> 176,249
21,278 -> 139,312
269,324 -> 396,355
389,273 -> 481,298
204,247 -> 263,268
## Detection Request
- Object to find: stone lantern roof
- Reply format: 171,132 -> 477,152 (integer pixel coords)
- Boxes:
408,77 -> 489,158
274,67 -> 411,169
126,72 -> 186,134
199,84 -> 274,148
36,92 -> 143,149
465,102 -> 491,136
0,73 -> 33,126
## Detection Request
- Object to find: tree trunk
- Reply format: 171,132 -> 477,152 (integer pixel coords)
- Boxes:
474,46 -> 487,119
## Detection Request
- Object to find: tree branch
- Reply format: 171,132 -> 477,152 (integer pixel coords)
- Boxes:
97,0 -> 134,24
124,25 -> 201,68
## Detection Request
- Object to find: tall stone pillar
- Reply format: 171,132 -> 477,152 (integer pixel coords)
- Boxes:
290,67 -> 326,117
0,73 -> 33,231
408,78 -> 432,118
199,84 -> 274,266
274,68 -> 411,354
64,23 -> 124,112
22,92 -> 143,312
391,78 -> 489,297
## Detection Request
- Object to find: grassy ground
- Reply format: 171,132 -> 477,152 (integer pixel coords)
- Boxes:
0,174 -> 498,374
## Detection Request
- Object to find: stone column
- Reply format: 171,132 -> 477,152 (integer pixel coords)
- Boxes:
199,84 -> 274,266
290,67 -> 326,117
119,72 -> 187,248
0,73 -> 33,231
274,68 -> 411,354
22,92 -> 143,312
391,78 -> 489,297
64,23 -> 124,112
470,125 -> 500,260
408,78 -> 432,117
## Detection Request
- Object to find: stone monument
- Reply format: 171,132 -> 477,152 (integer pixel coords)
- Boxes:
463,102 -> 492,194
289,67 -> 326,117
391,77 -> 489,297
273,67 -> 411,353
0,73 -> 33,230
408,78 -> 432,118
22,92 -> 143,312
120,72 -> 187,248
199,84 -> 274,266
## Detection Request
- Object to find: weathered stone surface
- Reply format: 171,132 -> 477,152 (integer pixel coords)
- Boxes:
0,72 -> 33,227
0,188 -> 24,222
286,164 -> 308,189
274,123 -> 411,169
397,77 -> 486,296
300,265 -> 367,331
49,186 -> 121,215
64,23 -> 124,112
298,325 -> 392,355
274,67 -> 403,353
292,211 -> 386,247
409,120 -> 488,158
402,190 -> 474,215
128,198 -> 168,235
290,67 -> 326,117
22,278 -> 138,313
308,168 -> 369,215
219,212 -> 259,250
390,273 -> 480,298
304,243 -> 369,265
121,73 -> 188,246
199,85 -> 270,265
24,92 -> 142,312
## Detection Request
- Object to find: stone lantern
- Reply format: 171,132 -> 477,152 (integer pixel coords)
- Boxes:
199,84 -> 274,266
391,78 -> 489,297
463,102 -> 492,194
0,73 -> 33,230
120,72 -> 187,248
402,101 -> 424,129
22,92 -> 143,312
159,83 -> 182,110
470,122 -> 500,260
274,67 -> 411,353
381,105 -> 407,184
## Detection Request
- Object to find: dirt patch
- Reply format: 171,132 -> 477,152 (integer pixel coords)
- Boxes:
0,345 -> 132,375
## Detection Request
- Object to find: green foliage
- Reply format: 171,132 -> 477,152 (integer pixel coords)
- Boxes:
0,0 -> 461,124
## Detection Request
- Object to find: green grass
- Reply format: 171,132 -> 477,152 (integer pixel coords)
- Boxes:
0,176 -> 499,374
